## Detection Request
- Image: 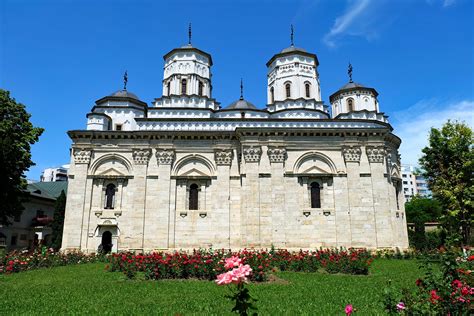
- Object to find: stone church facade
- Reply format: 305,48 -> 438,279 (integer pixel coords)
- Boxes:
62,37 -> 409,253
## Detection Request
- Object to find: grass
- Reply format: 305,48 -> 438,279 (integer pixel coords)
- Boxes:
0,259 -> 422,315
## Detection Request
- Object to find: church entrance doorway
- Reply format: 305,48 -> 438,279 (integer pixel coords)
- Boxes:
101,231 -> 112,253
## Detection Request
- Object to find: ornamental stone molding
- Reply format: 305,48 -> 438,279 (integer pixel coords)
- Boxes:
366,146 -> 387,163
73,148 -> 92,164
214,149 -> 233,165
132,149 -> 152,165
155,149 -> 175,165
267,147 -> 287,163
242,146 -> 262,163
342,146 -> 362,163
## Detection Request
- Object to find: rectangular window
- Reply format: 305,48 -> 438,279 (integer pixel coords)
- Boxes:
115,124 -> 122,131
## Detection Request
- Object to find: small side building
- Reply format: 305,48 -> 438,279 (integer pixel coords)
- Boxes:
0,182 -> 67,251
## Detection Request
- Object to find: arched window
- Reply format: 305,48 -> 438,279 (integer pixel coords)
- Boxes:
105,184 -> 116,209
285,83 -> 291,98
189,183 -> 199,210
347,98 -> 354,112
310,182 -> 321,208
305,83 -> 311,98
167,82 -> 171,95
181,79 -> 187,94
270,87 -> 274,103
198,82 -> 204,96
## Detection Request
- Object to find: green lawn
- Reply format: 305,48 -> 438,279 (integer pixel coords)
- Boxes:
0,259 -> 422,315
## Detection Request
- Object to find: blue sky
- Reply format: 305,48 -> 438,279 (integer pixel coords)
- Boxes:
1,0 -> 473,180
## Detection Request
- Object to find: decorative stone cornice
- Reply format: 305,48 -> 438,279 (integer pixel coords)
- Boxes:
267,147 -> 287,163
73,149 -> 92,164
214,149 -> 233,165
132,149 -> 151,165
366,146 -> 386,163
342,146 -> 362,163
242,146 -> 262,163
155,149 -> 175,165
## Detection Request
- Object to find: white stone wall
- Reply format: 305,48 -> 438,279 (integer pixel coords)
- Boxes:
331,89 -> 379,117
61,131 -> 409,253
267,54 -> 321,103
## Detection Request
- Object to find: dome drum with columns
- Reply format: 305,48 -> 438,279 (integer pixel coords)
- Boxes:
66,28 -> 408,253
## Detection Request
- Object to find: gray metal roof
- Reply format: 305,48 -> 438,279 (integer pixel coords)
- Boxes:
226,98 -> 257,110
338,82 -> 367,90
110,89 -> 140,100
280,46 -> 307,53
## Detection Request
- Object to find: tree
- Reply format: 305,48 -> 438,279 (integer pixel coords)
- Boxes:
0,89 -> 44,225
419,120 -> 473,245
405,196 -> 442,249
51,190 -> 66,251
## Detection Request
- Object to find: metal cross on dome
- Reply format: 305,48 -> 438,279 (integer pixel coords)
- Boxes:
123,70 -> 128,90
348,63 -> 353,83
188,23 -> 192,45
290,24 -> 294,46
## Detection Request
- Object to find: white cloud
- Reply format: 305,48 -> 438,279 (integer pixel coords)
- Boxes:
443,0 -> 456,7
391,99 -> 474,166
323,0 -> 373,48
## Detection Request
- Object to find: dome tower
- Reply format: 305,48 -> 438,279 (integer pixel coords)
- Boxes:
266,26 -> 325,113
330,64 -> 380,117
154,24 -> 219,110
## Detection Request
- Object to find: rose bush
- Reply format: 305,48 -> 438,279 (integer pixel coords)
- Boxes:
0,248 -> 103,274
107,248 -> 373,281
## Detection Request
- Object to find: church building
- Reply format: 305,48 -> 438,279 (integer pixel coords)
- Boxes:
62,30 -> 409,253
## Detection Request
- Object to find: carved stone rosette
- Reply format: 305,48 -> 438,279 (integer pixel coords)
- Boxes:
214,149 -> 233,165
73,149 -> 92,164
242,146 -> 262,163
155,149 -> 175,165
366,146 -> 387,163
267,147 -> 287,163
132,149 -> 151,165
342,146 -> 362,163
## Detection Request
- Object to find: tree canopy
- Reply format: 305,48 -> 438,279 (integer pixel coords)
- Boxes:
405,196 -> 442,224
0,89 -> 44,225
419,120 -> 473,245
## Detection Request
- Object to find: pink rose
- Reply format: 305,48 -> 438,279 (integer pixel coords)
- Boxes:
224,256 -> 242,270
396,302 -> 406,311
345,304 -> 354,315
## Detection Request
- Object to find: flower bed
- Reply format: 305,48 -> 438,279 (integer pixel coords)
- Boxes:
0,248 -> 103,274
107,248 -> 373,281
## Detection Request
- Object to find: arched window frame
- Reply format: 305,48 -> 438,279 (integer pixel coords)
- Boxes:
167,81 -> 171,96
305,82 -> 311,98
198,81 -> 204,96
270,86 -> 274,104
285,82 -> 291,98
347,98 -> 354,112
188,183 -> 199,210
309,181 -> 321,209
104,183 -> 116,209
181,79 -> 187,95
